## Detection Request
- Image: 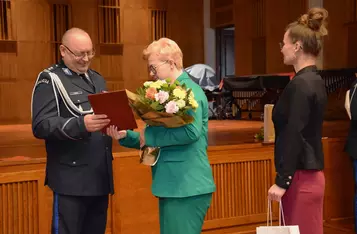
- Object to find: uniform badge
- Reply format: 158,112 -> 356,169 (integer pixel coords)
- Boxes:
62,68 -> 72,76
37,78 -> 50,85
69,91 -> 83,96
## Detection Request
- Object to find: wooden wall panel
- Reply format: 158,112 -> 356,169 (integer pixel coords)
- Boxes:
0,54 -> 17,81
167,0 -> 204,68
265,0 -> 292,74
121,7 -> 150,91
121,0 -> 148,8
211,0 -> 234,27
148,0 -> 167,9
234,0 -> 253,75
323,138 -> 354,220
265,0 -> 307,74
70,0 -> 98,42
17,42 -> 52,80
15,1 -> 51,42
323,0 -> 349,69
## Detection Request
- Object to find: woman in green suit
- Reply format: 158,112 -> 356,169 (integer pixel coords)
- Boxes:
107,37 -> 216,234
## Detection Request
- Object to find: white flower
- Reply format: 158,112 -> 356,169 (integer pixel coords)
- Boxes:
144,81 -> 153,87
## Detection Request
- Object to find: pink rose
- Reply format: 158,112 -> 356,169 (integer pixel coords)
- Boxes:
165,101 -> 179,114
155,91 -> 169,104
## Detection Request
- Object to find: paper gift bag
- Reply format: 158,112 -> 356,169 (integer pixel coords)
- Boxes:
256,200 -> 300,234
256,226 -> 300,234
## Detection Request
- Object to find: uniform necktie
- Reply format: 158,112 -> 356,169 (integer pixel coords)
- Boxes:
80,74 -> 95,92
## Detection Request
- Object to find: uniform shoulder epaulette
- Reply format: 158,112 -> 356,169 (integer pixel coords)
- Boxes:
43,64 -> 60,73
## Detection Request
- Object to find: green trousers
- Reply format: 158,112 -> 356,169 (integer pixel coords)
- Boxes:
159,193 -> 212,234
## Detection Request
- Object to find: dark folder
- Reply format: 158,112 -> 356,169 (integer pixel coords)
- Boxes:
88,90 -> 138,132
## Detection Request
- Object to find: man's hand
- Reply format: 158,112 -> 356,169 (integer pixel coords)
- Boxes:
268,184 -> 286,201
84,114 -> 110,132
106,125 -> 127,140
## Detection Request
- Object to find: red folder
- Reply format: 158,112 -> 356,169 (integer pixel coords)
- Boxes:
88,90 -> 138,132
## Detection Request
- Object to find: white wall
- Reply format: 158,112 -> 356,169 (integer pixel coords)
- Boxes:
203,0 -> 216,70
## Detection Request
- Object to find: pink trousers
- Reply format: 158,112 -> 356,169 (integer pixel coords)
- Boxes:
281,170 -> 325,234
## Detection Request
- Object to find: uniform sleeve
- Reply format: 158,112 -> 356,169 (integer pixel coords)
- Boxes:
275,80 -> 311,189
118,130 -> 140,149
144,100 -> 203,147
31,72 -> 90,141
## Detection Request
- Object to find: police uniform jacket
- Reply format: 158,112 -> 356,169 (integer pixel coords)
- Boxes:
31,60 -> 114,196
272,65 -> 327,189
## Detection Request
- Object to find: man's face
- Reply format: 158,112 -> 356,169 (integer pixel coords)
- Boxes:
60,33 -> 95,74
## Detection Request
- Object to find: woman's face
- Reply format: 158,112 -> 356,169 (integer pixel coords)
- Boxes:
147,54 -> 172,80
280,30 -> 301,65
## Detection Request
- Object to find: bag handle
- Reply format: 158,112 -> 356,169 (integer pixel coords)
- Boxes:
267,198 -> 273,226
279,200 -> 286,226
267,199 -> 286,227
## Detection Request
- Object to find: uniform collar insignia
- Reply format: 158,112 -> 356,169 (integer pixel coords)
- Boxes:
62,68 -> 72,76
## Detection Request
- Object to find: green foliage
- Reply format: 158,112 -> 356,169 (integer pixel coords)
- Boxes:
254,127 -> 264,141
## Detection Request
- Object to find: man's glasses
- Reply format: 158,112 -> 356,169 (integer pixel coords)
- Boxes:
62,44 -> 95,60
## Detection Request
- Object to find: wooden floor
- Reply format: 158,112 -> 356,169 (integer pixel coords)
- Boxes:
0,119 -> 354,233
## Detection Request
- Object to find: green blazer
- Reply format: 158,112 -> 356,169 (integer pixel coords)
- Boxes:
119,71 -> 216,198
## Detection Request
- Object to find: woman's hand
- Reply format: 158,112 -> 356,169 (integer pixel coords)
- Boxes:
268,184 -> 286,201
106,125 -> 127,140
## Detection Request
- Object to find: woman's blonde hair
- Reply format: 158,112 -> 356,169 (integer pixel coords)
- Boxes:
143,37 -> 183,69
286,7 -> 328,57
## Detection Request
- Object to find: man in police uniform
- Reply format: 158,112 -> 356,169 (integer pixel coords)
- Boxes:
31,28 -> 114,234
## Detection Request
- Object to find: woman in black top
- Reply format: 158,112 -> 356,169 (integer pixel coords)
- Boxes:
267,7 -> 328,234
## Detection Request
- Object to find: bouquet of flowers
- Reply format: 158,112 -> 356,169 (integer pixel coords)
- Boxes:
125,78 -> 199,166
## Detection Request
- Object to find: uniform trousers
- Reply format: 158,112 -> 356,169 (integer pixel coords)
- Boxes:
281,170 -> 325,234
51,192 -> 109,234
159,193 -> 212,234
